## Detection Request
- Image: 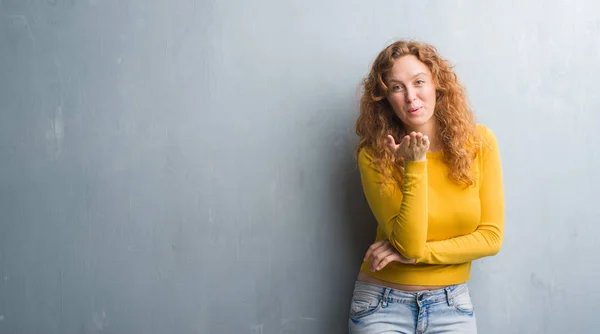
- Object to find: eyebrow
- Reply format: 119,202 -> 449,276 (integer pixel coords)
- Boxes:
387,72 -> 428,83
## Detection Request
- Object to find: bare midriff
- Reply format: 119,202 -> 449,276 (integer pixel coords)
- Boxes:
357,271 -> 447,292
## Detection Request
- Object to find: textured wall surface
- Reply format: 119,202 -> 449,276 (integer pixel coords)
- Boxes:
1,0 -> 599,333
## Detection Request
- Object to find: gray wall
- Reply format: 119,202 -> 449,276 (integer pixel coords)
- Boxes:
1,0 -> 599,333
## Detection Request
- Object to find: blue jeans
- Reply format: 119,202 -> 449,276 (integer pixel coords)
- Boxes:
348,280 -> 477,333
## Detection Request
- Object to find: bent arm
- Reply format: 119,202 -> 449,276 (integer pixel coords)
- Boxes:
417,129 -> 505,264
358,149 -> 428,259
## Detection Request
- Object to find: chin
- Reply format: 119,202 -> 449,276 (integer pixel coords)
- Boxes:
406,116 -> 435,128
404,120 -> 428,128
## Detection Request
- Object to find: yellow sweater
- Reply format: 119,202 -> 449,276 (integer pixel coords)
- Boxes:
358,125 -> 504,286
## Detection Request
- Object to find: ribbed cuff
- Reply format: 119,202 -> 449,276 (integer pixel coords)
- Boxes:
404,160 -> 427,174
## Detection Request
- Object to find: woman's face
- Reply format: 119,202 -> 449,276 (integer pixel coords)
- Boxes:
386,55 -> 437,132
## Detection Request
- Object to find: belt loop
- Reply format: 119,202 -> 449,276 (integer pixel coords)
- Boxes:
381,288 -> 391,308
445,287 -> 453,307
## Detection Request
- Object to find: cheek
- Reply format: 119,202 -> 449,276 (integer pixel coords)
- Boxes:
388,95 -> 405,108
390,102 -> 408,120
423,86 -> 437,103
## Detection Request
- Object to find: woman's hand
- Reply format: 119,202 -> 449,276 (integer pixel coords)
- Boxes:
386,132 -> 430,161
364,239 -> 416,271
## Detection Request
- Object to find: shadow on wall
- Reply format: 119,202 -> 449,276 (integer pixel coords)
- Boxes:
337,149 -> 377,266
316,110 -> 377,334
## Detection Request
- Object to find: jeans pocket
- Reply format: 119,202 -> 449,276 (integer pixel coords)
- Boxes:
452,289 -> 475,314
349,292 -> 381,321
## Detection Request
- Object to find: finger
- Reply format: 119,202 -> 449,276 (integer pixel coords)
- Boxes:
370,240 -> 394,269
375,253 -> 401,271
416,132 -> 423,147
370,249 -> 395,271
408,132 -> 417,149
386,135 -> 396,147
363,240 -> 387,261
385,135 -> 400,153
370,240 -> 392,259
398,135 -> 410,150
366,239 -> 389,260
423,135 -> 430,149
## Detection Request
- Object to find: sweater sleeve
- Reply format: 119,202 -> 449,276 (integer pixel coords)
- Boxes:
416,128 -> 505,264
357,148 -> 428,259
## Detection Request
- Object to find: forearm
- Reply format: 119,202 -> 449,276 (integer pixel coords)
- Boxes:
358,150 -> 429,260
416,224 -> 503,264
387,160 -> 428,259
417,126 -> 505,265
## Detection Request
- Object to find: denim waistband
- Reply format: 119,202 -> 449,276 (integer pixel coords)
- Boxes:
353,280 -> 469,306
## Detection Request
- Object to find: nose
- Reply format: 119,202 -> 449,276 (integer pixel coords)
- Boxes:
405,88 -> 417,102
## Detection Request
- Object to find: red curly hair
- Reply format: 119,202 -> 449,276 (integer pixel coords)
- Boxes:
355,40 -> 481,186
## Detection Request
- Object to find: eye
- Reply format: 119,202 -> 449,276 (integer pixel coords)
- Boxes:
391,85 -> 404,92
415,80 -> 425,85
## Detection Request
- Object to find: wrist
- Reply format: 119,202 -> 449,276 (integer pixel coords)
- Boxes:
404,155 -> 427,162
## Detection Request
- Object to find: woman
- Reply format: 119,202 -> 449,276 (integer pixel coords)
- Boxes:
349,40 -> 504,333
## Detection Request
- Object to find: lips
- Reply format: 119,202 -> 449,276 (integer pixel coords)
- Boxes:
408,107 -> 421,114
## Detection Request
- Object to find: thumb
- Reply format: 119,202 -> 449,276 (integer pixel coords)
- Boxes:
386,135 -> 397,150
